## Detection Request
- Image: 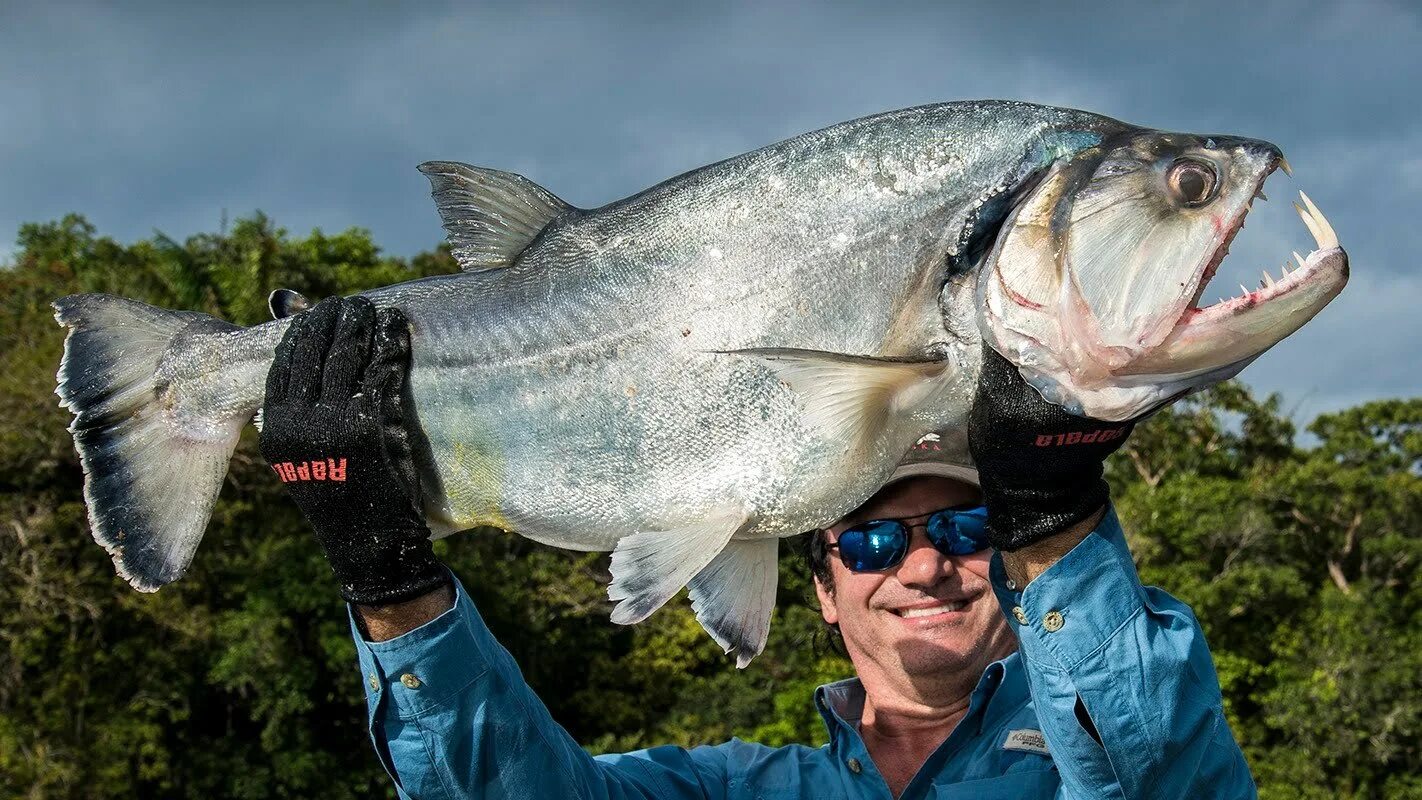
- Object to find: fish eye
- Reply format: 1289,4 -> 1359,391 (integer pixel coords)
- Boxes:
1166,158 -> 1218,206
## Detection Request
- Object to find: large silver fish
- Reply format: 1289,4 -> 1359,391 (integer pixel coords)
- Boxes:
53,101 -> 1347,665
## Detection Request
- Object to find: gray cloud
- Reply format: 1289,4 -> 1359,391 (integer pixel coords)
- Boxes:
2,0 -> 1417,415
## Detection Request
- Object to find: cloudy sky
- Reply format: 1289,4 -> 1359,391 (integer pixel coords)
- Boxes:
2,0 -> 1417,420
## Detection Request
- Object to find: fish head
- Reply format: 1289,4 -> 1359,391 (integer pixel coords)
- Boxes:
977,130 -> 1347,420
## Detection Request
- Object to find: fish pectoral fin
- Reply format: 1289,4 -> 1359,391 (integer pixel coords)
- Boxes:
689,537 -> 780,669
417,161 -> 573,272
607,507 -> 748,626
727,348 -> 949,447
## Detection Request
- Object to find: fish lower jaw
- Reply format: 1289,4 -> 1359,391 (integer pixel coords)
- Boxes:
1123,247 -> 1346,378
1186,244 -> 1340,323
1121,192 -> 1347,379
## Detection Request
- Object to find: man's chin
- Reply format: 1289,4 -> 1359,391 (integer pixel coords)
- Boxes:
893,638 -> 981,676
882,605 -> 1007,672
886,621 -> 975,666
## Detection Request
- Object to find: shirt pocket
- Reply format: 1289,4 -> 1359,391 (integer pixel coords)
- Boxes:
927,769 -> 1059,799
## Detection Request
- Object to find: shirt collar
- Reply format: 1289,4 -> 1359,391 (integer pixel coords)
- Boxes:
973,654 -> 1028,734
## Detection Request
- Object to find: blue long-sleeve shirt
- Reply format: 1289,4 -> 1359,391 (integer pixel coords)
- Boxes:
349,508 -> 1256,799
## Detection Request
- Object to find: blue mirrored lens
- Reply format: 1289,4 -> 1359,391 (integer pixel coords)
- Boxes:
837,521 -> 908,571
926,506 -> 991,555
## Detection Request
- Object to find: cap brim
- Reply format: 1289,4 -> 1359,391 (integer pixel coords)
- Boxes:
887,461 -> 980,488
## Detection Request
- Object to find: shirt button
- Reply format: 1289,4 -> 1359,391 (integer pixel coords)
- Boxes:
367,673 -> 380,692
846,757 -> 862,774
1012,606 -> 1029,625
1043,611 -> 1064,632
400,673 -> 423,689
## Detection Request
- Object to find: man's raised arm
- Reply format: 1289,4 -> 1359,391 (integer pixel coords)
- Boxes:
969,344 -> 1257,799
259,296 -> 731,800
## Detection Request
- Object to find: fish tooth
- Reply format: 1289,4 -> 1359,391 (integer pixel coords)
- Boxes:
1261,270 -> 1274,287
1279,156 -> 1293,176
1293,251 -> 1308,270
1255,187 -> 1269,202
1240,284 -> 1250,296
1294,202 -> 1325,249
1298,191 -> 1339,249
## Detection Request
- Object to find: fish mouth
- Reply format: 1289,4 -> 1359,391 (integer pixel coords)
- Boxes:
1121,164 -> 1349,379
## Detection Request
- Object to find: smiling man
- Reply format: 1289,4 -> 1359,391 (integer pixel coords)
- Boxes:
261,297 -> 1257,799
806,469 -> 1020,797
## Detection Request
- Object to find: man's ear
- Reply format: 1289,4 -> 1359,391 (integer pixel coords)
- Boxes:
814,575 -> 838,625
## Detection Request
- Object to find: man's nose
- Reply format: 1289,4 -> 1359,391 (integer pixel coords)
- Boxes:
894,530 -> 955,589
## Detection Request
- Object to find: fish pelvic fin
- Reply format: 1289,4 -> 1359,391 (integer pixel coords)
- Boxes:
417,161 -> 572,272
689,537 -> 779,669
727,348 -> 950,449
607,506 -> 749,627
53,294 -> 247,592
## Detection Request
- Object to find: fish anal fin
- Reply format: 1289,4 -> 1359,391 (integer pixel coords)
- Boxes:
607,507 -> 747,626
730,348 -> 949,447
689,537 -> 780,669
417,161 -> 572,272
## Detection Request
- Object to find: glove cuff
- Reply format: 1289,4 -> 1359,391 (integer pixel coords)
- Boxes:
326,527 -> 451,607
981,475 -> 1110,552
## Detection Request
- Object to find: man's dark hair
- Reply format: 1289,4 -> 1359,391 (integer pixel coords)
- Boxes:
802,528 -> 836,592
799,530 -> 845,655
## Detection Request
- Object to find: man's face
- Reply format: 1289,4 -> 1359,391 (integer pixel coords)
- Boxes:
815,476 -> 1016,681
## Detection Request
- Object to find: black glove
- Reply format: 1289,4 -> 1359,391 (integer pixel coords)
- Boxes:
968,344 -> 1135,551
259,295 -> 448,606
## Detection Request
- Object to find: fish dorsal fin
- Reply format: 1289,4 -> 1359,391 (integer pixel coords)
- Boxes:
417,161 -> 572,271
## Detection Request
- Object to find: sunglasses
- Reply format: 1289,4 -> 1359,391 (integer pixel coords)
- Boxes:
827,505 -> 990,572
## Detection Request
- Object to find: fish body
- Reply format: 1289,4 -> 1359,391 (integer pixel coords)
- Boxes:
387,102 -> 1114,547
53,101 -> 1347,665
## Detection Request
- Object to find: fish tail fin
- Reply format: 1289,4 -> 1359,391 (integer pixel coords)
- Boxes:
54,294 -> 247,592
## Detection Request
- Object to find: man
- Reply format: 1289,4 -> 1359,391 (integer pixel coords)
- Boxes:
260,297 -> 1256,798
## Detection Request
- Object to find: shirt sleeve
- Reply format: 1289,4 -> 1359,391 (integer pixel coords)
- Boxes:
990,507 -> 1257,800
349,575 -> 732,800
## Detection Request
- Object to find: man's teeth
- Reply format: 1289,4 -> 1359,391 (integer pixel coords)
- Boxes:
896,601 -> 967,618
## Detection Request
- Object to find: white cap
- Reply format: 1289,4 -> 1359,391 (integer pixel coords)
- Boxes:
888,431 -> 980,487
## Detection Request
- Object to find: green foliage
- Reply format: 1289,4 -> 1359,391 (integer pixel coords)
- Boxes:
1,215 -> 1417,798
1113,388 -> 1422,799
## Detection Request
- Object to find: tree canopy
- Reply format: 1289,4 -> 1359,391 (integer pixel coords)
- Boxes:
1,215 -> 1417,798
